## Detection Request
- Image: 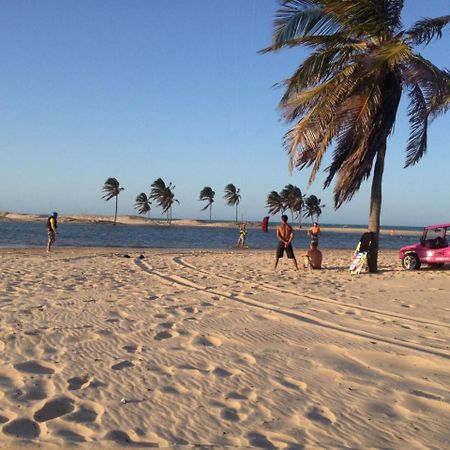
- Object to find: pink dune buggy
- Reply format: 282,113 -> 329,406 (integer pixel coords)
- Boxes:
399,223 -> 450,270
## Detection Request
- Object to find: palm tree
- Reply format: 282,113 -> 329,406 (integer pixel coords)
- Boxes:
303,195 -> 325,224
149,178 -> 179,225
262,1 -> 449,272
135,193 -> 152,217
102,177 -> 124,226
266,190 -> 285,216
224,184 -> 241,223
281,184 -> 305,227
199,186 -> 215,222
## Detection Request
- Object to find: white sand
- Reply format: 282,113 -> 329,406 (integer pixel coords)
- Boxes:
0,247 -> 449,449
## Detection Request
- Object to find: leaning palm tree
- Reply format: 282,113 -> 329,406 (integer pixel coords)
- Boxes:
135,193 -> 152,217
281,184 -> 305,227
303,195 -> 325,224
262,1 -> 449,271
266,190 -> 285,216
150,178 -> 179,225
102,177 -> 124,226
224,184 -> 241,223
199,186 -> 215,222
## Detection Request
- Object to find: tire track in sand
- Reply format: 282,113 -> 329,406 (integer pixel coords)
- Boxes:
173,254 -> 448,329
134,257 -> 450,360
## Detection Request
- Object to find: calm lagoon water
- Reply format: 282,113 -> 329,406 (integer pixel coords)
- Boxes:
0,221 -> 420,250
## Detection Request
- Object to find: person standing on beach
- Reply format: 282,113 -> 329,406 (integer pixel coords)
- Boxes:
237,223 -> 248,248
308,222 -> 321,244
274,215 -> 299,270
46,212 -> 58,252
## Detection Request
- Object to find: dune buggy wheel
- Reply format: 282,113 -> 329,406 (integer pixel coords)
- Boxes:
402,253 -> 421,270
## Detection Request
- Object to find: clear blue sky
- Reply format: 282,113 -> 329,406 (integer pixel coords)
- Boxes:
0,0 -> 448,226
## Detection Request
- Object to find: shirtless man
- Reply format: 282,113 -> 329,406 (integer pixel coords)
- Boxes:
274,215 -> 299,270
303,241 -> 322,269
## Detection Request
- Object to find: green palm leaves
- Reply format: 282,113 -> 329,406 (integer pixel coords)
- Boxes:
224,184 -> 241,223
303,195 -> 325,224
134,193 -> 152,216
199,187 -> 215,222
267,191 -> 285,216
102,177 -> 124,226
264,0 -> 449,271
150,178 -> 179,225
267,184 -> 309,228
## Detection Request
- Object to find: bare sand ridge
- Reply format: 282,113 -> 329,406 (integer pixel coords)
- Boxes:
1,247 -> 449,449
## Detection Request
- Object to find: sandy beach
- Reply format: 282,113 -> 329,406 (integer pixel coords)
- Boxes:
0,247 -> 449,449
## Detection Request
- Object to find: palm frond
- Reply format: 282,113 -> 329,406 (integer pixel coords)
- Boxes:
223,184 -> 241,206
404,83 -> 428,167
102,177 -> 123,200
271,1 -> 341,51
134,193 -> 151,215
406,15 -> 450,45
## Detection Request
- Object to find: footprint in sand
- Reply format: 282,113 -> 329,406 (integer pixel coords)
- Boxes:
111,360 -> 135,371
53,427 -> 86,443
276,376 -> 307,392
193,335 -> 222,347
122,344 -> 140,354
67,375 -> 93,391
213,367 -> 234,378
159,322 -> 176,330
105,430 -> 159,447
20,379 -> 53,401
3,418 -> 41,438
246,431 -> 276,449
33,397 -> 75,422
0,415 -> 9,424
221,407 -> 241,422
233,353 -> 257,365
65,404 -> 100,424
154,331 -> 174,341
14,360 -> 55,375
306,405 -> 336,426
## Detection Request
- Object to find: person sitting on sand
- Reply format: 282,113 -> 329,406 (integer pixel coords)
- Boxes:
46,212 -> 58,252
274,215 -> 298,270
302,241 -> 322,269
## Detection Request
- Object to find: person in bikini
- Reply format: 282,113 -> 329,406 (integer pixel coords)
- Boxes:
274,215 -> 299,270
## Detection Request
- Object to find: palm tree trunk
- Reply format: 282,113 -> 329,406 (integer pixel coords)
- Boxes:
235,204 -> 238,224
367,71 -> 402,273
367,143 -> 386,273
114,195 -> 118,226
209,204 -> 212,223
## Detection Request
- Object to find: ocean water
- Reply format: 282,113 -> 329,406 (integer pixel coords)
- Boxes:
0,221 -> 420,250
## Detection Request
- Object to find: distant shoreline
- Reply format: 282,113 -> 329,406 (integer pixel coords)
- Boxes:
0,212 -> 421,236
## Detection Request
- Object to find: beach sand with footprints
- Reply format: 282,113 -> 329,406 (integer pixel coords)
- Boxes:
0,247 -> 449,448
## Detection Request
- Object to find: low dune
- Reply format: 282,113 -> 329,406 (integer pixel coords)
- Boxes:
0,211 -> 420,236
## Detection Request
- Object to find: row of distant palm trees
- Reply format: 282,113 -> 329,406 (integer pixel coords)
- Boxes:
102,178 -> 322,226
267,184 -> 324,227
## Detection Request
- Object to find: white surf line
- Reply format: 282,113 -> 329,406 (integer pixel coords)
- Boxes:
134,258 -> 450,360
173,255 -> 449,329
